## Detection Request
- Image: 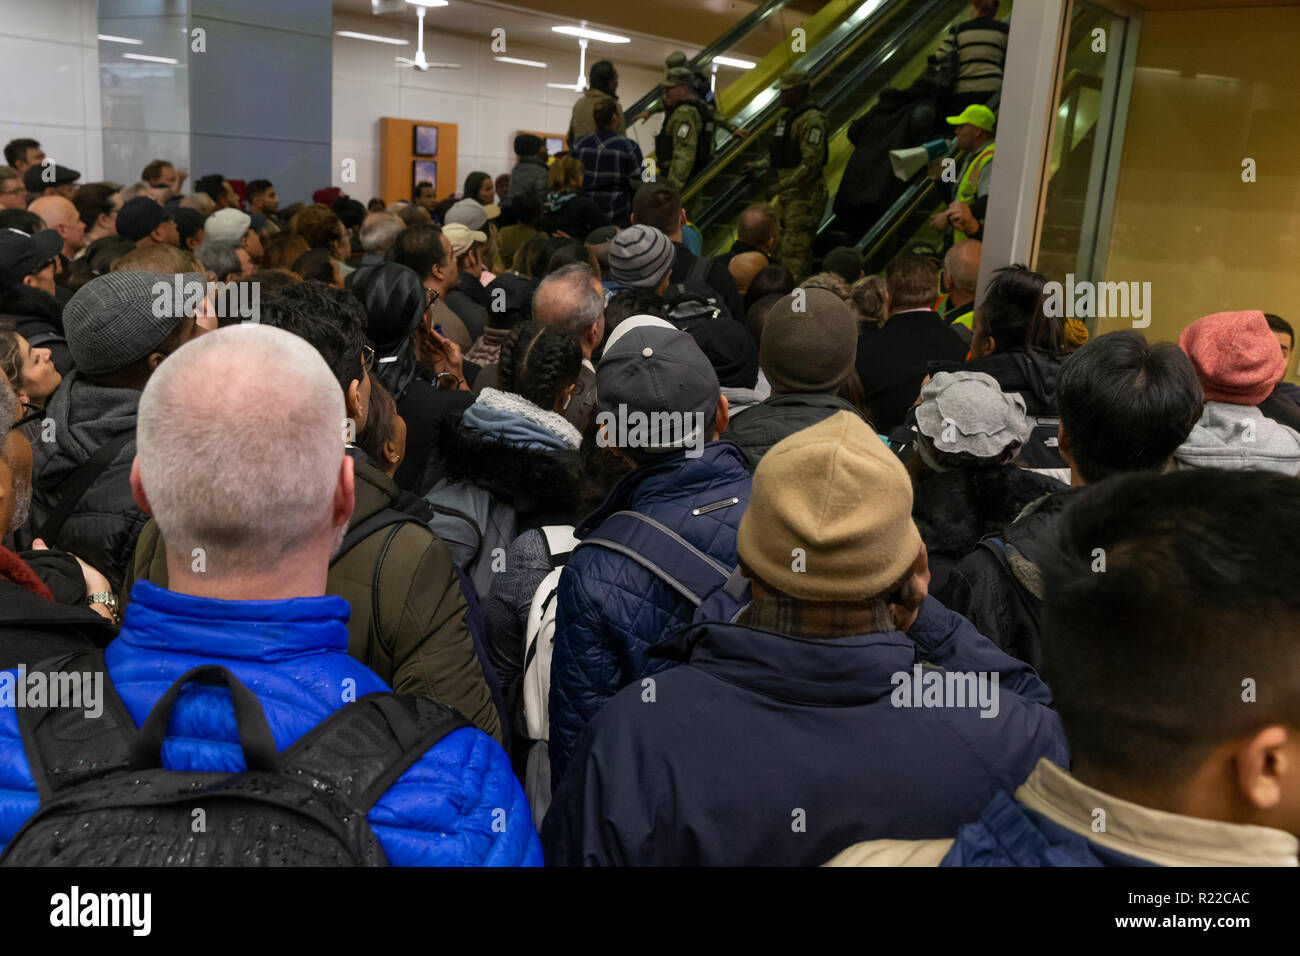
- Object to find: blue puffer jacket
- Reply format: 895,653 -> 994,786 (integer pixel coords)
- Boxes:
548,441 -> 752,783
0,581 -> 542,866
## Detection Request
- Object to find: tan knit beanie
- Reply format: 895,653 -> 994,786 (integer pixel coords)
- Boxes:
737,411 -> 922,600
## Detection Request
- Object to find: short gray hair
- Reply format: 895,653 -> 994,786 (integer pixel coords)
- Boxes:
534,263 -> 603,343
136,324 -> 346,577
196,238 -> 241,281
360,212 -> 403,253
118,181 -> 154,202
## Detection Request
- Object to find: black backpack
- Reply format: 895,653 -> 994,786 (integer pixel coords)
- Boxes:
0,648 -> 468,866
665,255 -> 729,329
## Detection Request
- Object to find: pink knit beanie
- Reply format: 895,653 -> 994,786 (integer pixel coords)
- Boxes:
1177,310 -> 1284,406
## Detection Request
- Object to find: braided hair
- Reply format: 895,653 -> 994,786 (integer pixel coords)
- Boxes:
497,321 -> 582,413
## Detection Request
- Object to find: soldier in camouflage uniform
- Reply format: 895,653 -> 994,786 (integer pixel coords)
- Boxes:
764,71 -> 829,281
654,65 -> 716,192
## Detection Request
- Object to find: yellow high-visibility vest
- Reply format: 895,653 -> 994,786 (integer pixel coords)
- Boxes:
954,141 -> 995,241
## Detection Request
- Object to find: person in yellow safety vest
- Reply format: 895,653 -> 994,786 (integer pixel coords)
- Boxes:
928,103 -> 996,244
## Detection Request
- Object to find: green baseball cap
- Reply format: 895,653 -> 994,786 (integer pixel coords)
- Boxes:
945,104 -> 996,133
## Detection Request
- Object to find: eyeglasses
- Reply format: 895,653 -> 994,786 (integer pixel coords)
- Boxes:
361,345 -> 375,373
10,403 -> 41,432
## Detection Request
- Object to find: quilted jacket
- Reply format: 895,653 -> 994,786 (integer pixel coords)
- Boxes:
27,371 -> 147,593
547,441 -> 752,784
0,580 -> 542,866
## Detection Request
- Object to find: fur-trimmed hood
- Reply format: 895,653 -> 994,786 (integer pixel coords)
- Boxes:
435,388 -> 580,517
912,464 -> 1067,559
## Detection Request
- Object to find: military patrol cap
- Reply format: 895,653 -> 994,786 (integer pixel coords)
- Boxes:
662,65 -> 694,88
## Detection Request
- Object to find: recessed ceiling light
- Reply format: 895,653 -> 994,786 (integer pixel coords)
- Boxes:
337,31 -> 409,45
123,53 -> 179,64
713,56 -> 756,69
551,25 -> 630,44
495,56 -> 548,68
98,34 -> 143,45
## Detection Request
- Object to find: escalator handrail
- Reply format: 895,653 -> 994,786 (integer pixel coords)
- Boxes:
622,0 -> 793,123
690,0 -> 960,228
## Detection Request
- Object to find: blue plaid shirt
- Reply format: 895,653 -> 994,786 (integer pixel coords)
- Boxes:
572,129 -> 643,220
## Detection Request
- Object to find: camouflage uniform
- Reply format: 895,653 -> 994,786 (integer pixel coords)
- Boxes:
772,102 -> 829,281
662,101 -> 705,190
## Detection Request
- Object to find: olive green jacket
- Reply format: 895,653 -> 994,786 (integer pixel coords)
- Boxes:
122,458 -> 503,742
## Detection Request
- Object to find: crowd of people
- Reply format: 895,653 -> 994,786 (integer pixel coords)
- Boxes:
0,0 -> 1296,869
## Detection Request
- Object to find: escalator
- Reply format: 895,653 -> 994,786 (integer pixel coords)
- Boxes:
622,0 -> 870,152
673,0 -> 977,258
850,3 -> 1107,276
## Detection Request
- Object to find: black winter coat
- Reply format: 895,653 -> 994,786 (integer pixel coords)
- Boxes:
0,285 -> 72,376
26,372 -> 145,593
935,487 -> 1080,670
912,465 -> 1066,595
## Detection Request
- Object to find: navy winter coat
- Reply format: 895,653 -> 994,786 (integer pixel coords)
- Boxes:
547,441 -> 752,784
543,597 -> 1067,866
939,790 -> 1154,866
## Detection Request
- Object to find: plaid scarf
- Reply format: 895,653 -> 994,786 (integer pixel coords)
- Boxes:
739,594 -> 894,639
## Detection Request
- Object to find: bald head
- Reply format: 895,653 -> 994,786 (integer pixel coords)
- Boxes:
729,251 -> 769,297
133,324 -> 350,587
944,239 -> 982,308
737,203 -> 779,255
533,263 -> 605,356
29,195 -> 85,256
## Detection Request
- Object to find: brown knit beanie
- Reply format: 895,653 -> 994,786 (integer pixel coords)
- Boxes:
758,288 -> 858,393
737,411 -> 922,600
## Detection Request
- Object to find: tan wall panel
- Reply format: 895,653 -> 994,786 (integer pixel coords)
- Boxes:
1103,6 -> 1300,381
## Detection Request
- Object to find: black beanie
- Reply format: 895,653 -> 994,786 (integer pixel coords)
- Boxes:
686,318 -> 759,389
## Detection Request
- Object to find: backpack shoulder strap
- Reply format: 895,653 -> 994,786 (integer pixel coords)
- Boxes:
278,692 -> 470,813
38,431 -> 134,544
330,508 -> 422,567
686,253 -> 712,289
576,510 -> 732,607
14,647 -> 137,802
21,331 -> 64,349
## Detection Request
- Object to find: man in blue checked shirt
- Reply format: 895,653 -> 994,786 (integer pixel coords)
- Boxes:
572,97 -> 644,228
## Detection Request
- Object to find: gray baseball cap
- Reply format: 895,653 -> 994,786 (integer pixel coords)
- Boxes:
597,323 -> 720,452
62,270 -> 198,375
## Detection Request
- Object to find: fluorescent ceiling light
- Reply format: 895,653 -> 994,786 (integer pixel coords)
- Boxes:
495,56 -> 547,68
98,34 -> 143,45
713,56 -> 756,69
405,0 -> 449,6
337,31 -> 409,45
546,82 -> 583,90
123,53 -> 179,64
551,25 -> 630,44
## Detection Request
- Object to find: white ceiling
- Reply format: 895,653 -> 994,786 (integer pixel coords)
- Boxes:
332,0 -> 704,72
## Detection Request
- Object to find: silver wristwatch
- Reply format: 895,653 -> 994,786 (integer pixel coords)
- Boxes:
88,591 -> 119,624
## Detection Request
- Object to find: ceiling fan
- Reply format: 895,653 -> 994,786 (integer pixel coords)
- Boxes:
395,0 -> 460,71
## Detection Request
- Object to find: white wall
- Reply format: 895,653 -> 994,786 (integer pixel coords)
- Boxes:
0,0 -> 103,181
332,12 -> 661,201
